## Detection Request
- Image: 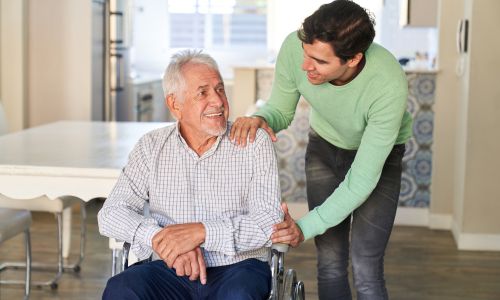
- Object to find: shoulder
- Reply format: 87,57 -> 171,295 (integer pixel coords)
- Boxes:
364,43 -> 407,95
277,31 -> 303,62
136,123 -> 176,152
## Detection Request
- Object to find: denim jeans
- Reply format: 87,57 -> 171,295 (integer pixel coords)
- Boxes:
305,129 -> 405,300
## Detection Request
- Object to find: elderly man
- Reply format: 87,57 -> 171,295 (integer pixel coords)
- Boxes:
98,50 -> 283,300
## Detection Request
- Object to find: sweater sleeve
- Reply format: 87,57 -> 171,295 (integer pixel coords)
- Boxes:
253,33 -> 301,132
296,87 -> 409,240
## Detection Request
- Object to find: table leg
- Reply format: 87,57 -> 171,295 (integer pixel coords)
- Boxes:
63,207 -> 72,258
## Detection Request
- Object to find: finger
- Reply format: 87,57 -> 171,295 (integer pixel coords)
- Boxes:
264,125 -> 277,142
239,124 -> 250,147
184,259 -> 192,277
271,234 -> 297,244
271,228 -> 293,239
189,253 -> 200,281
232,123 -> 244,145
172,260 -> 184,276
197,248 -> 207,285
290,239 -> 302,248
229,119 -> 238,141
273,221 -> 291,231
248,125 -> 258,143
166,250 -> 179,269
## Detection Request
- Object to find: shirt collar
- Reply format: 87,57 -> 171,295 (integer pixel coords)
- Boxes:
174,121 -> 228,159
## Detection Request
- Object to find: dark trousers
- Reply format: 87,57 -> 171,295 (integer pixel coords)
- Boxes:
102,258 -> 271,300
305,129 -> 405,300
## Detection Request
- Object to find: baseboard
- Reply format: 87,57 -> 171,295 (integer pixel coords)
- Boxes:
394,207 -> 429,226
428,213 -> 453,230
288,203 -> 500,251
452,220 -> 500,251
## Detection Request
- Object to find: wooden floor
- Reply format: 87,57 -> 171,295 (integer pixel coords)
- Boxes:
1,200 -> 500,300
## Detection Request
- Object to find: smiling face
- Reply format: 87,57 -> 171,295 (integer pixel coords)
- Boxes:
301,39 -> 362,86
168,62 -> 229,146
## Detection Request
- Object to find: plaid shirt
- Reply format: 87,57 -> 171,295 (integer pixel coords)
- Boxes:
98,122 -> 283,267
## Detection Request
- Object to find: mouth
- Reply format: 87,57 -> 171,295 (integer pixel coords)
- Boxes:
204,111 -> 224,118
307,72 -> 318,79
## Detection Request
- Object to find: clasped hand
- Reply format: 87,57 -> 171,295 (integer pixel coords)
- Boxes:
152,223 -> 207,283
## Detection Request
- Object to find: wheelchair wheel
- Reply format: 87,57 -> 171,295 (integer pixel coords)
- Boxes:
295,281 -> 305,300
282,269 -> 297,300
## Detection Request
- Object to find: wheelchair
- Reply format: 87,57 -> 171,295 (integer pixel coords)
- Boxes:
119,242 -> 305,300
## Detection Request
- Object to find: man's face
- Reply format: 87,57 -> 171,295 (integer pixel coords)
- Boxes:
175,63 -> 229,139
301,39 -> 350,85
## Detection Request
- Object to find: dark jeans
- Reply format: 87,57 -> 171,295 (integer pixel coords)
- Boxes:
305,129 -> 405,300
102,259 -> 271,300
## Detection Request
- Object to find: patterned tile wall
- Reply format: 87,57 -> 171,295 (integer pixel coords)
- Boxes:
256,69 -> 435,207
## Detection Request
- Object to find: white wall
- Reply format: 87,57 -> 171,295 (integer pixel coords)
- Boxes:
27,0 -> 92,127
433,0 -> 500,250
379,0 -> 438,60
0,0 -> 27,132
430,0 -> 463,228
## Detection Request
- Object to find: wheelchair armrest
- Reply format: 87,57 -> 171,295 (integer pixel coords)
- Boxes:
121,242 -> 152,271
271,243 -> 289,253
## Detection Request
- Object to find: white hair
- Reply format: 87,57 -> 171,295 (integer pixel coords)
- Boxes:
162,49 -> 220,101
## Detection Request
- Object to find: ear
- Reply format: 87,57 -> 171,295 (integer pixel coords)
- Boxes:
166,94 -> 182,120
347,53 -> 363,68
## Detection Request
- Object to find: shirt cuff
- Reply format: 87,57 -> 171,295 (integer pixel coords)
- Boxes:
201,220 -> 226,253
296,208 -> 327,240
135,222 -> 162,248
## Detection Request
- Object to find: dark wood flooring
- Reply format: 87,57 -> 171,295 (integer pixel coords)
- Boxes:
1,200 -> 500,300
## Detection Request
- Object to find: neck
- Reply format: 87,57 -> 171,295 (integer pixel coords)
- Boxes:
331,56 -> 366,86
179,126 -> 219,156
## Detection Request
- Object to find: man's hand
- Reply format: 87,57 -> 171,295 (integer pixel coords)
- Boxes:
271,202 -> 304,248
152,223 -> 206,268
172,247 -> 207,284
230,116 -> 276,147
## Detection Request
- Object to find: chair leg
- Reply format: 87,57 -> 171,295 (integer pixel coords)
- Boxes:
0,205 -> 87,290
24,229 -> 31,300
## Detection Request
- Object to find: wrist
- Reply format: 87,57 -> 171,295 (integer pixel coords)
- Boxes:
197,223 -> 206,244
251,115 -> 267,124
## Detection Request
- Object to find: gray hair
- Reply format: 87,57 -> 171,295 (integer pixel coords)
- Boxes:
162,49 -> 220,100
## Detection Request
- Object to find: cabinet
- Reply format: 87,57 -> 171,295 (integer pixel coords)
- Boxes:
131,79 -> 172,122
400,0 -> 438,27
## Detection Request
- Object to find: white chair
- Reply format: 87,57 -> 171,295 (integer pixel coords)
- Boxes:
0,101 -> 86,289
0,208 -> 32,300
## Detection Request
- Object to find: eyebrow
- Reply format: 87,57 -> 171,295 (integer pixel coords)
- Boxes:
196,82 -> 224,91
302,43 -> 328,64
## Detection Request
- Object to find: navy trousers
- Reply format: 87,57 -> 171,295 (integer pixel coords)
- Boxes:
102,258 -> 271,300
305,129 -> 405,300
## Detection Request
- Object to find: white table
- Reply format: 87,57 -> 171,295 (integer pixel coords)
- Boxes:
0,121 -> 170,258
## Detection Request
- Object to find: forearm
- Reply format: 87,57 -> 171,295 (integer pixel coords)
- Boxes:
202,212 -> 281,255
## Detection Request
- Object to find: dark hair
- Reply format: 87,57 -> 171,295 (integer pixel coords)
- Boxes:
298,0 -> 375,63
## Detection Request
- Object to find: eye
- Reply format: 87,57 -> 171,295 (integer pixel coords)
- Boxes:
197,90 -> 207,97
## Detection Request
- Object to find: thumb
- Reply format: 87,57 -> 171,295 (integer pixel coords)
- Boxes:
281,202 -> 289,216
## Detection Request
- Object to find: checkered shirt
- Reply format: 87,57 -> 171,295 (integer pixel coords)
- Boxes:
98,122 -> 283,267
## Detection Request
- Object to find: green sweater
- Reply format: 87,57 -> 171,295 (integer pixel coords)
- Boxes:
254,32 -> 412,240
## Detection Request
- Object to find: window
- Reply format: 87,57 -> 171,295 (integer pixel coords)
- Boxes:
167,0 -> 268,78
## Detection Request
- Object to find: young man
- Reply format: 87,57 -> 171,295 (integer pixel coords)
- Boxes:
230,1 -> 412,299
98,50 -> 283,300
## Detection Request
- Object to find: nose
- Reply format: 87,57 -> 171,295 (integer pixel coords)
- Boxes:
302,57 -> 314,71
209,90 -> 225,107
